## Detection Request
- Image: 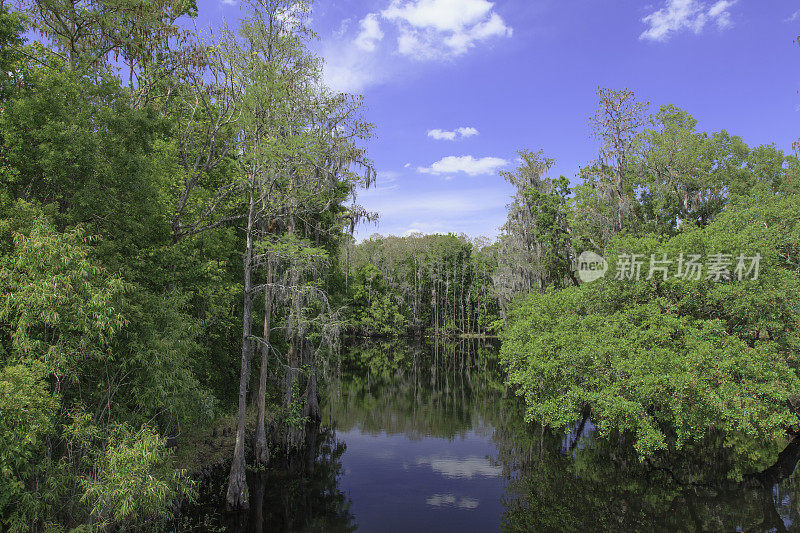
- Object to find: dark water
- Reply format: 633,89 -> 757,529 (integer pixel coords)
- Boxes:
184,339 -> 800,532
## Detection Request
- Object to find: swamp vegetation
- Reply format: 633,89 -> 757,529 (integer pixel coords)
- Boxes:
1,0 -> 800,530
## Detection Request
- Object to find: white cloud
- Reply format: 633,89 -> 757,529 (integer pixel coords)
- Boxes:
403,222 -> 446,235
457,126 -> 479,138
220,0 -> 237,5
427,126 -> 479,141
359,186 -> 508,217
378,170 -> 400,181
426,493 -> 480,509
382,0 -> 512,59
417,456 -> 501,479
396,28 -> 440,59
373,194 -> 483,216
418,155 -> 507,176
354,13 -> 384,52
427,129 -> 457,141
383,0 -> 493,32
354,184 -> 512,240
707,0 -> 735,28
640,0 -> 737,42
321,0 -> 511,93
787,9 -> 800,22
321,37 -> 387,93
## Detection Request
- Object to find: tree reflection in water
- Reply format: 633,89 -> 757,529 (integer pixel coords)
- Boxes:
183,424 -> 356,532
496,400 -> 800,532
184,339 -> 800,532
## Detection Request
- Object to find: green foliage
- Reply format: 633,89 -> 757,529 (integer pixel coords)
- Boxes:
496,151 -> 575,300
0,210 -> 207,529
347,263 -> 405,336
0,215 -> 128,371
82,425 -> 196,531
501,193 -> 800,467
0,0 -> 377,519
281,379 -> 310,430
0,0 -> 797,521
634,104 -> 791,235
522,174 -> 573,287
0,363 -> 59,525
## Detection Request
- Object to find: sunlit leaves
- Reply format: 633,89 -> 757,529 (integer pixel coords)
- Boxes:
82,425 -> 196,529
0,215 -> 128,372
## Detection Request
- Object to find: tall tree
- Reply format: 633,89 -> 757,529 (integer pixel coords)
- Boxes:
216,0 -> 375,509
494,150 -> 574,313
573,88 -> 649,249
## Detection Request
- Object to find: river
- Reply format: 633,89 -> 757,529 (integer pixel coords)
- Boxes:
183,338 -> 800,532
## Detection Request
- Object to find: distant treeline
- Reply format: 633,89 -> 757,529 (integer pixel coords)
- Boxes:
342,233 -> 501,337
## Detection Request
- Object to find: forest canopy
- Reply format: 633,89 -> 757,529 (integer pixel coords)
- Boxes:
0,0 -> 798,529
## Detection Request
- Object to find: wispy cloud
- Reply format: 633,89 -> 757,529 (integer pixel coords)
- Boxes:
787,9 -> 800,22
418,155 -> 507,176
355,183 -> 511,239
640,0 -> 737,42
427,129 -> 458,141
369,194 -> 489,216
378,170 -> 401,181
321,38 -> 387,93
373,171 -> 401,191
354,13 -> 384,52
321,0 -> 511,93
427,126 -> 479,141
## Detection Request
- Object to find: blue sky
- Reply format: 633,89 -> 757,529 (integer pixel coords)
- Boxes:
195,0 -> 800,240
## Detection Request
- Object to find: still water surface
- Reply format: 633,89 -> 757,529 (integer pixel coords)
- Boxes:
323,340 -> 505,532
186,339 -> 800,532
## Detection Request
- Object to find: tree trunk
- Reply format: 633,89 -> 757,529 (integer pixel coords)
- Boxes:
305,368 -> 320,423
226,186 -> 256,511
254,256 -> 273,466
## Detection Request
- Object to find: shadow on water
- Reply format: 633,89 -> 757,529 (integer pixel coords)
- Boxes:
182,338 -> 800,532
496,401 -> 800,532
182,424 -> 356,532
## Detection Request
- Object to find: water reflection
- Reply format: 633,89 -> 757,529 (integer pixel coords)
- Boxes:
416,455 -> 501,479
326,339 -> 502,440
184,425 -> 356,532
322,338 -> 505,532
185,339 -> 800,532
426,493 -> 480,509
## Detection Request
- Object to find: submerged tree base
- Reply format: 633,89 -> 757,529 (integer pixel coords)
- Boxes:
226,454 -> 250,511
180,423 -> 353,532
